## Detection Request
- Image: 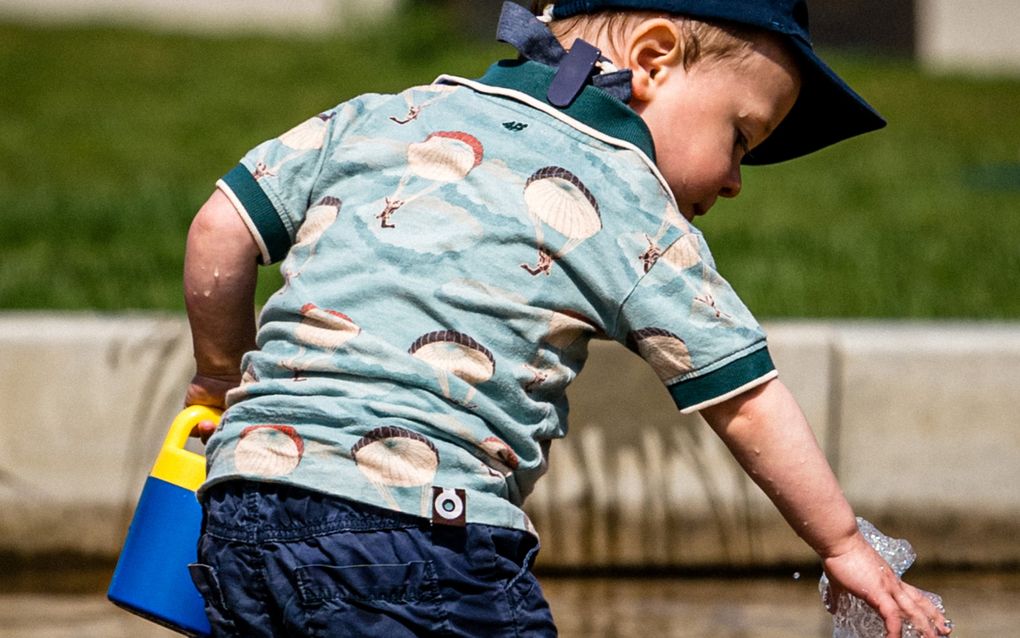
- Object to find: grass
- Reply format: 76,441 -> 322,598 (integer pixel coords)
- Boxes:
1,10 -> 1018,317
713,58 -> 1020,317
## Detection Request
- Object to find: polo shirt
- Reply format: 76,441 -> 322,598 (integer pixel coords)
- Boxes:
204,60 -> 777,532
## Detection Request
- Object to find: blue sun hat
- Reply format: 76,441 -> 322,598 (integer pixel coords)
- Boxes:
547,0 -> 886,164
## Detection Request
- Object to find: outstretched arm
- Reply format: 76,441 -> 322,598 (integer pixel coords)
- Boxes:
699,378 -> 950,638
183,189 -> 260,437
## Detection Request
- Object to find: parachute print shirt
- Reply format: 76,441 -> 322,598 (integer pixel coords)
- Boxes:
205,60 -> 778,534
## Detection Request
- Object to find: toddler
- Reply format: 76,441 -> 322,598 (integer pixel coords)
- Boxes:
184,2 -> 951,636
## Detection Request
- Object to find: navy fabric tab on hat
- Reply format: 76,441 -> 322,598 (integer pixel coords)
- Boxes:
547,39 -> 602,107
549,0 -> 886,164
496,2 -> 633,104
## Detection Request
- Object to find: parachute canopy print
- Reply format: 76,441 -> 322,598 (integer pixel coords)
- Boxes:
521,166 -> 602,276
279,112 -> 334,151
294,303 -> 361,351
226,362 -> 260,403
295,196 -> 342,248
352,426 -> 439,487
407,131 -> 484,182
284,197 -> 343,287
234,425 -> 305,478
353,426 -> 440,516
641,232 -> 702,273
479,436 -> 520,476
378,131 -> 485,228
389,86 -> 457,125
660,234 -> 702,271
410,330 -> 495,406
410,330 -> 495,383
544,309 -> 600,351
627,327 -> 694,382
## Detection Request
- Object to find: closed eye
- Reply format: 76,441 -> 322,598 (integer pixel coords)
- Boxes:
735,129 -> 751,157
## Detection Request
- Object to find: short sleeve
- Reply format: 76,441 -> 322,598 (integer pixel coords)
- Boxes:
617,230 -> 777,413
215,104 -> 354,264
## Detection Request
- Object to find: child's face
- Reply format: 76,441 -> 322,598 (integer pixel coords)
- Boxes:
633,38 -> 800,221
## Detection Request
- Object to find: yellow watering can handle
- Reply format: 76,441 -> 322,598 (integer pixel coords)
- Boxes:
150,405 -> 223,492
163,405 -> 223,452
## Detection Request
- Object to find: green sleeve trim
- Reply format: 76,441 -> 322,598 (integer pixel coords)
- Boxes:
668,347 -> 776,413
221,164 -> 291,264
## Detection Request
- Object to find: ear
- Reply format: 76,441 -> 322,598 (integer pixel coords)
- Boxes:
625,19 -> 684,104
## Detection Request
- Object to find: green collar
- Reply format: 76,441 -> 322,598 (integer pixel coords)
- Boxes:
476,60 -> 656,162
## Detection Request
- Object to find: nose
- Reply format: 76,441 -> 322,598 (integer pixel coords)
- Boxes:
719,165 -> 742,199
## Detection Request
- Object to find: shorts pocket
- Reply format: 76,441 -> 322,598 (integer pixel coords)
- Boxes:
188,563 -> 239,637
500,540 -> 556,636
505,564 -> 556,636
288,561 -> 451,637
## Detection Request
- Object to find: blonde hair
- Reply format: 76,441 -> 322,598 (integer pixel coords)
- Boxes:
530,1 -> 760,70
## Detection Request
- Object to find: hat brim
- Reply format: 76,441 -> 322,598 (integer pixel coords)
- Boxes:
742,38 -> 886,165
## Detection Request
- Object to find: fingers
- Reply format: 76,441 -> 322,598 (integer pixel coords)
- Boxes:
882,608 -> 902,638
907,585 -> 952,637
188,419 -> 219,443
184,373 -> 232,443
880,583 -> 951,638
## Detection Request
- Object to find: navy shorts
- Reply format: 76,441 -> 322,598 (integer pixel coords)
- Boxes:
190,481 -> 557,637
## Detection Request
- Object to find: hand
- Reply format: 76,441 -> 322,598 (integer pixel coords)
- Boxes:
185,372 -> 239,442
822,533 -> 952,638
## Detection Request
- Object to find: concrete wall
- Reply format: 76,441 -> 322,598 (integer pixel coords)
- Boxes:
0,314 -> 194,557
1,314 -> 1017,569
917,0 -> 1020,74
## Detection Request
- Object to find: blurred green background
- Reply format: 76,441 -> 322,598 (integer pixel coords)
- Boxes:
1,3 -> 1018,316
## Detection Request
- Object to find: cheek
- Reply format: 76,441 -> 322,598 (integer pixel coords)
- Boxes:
666,160 -> 716,195
651,126 -> 731,201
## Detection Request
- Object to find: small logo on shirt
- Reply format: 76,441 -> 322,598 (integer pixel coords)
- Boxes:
431,487 -> 467,526
502,121 -> 529,132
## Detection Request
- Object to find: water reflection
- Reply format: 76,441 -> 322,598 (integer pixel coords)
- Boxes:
544,576 -> 830,637
542,571 -> 1019,637
0,569 -> 1016,637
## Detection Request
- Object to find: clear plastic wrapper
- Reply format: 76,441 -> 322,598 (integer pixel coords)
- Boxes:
819,518 -> 950,638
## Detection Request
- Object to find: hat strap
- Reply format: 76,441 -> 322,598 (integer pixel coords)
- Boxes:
496,1 -> 633,106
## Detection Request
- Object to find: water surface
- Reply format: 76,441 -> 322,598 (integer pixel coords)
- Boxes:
2,570 -> 1015,637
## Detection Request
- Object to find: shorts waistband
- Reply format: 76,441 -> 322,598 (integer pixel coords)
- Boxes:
201,480 -> 428,543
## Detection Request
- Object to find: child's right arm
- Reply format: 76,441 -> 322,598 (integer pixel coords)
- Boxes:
183,189 -> 261,437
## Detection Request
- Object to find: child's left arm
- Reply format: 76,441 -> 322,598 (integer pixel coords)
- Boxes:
699,378 -> 951,638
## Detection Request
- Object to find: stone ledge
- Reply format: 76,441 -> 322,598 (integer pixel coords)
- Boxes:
1,313 -> 1016,567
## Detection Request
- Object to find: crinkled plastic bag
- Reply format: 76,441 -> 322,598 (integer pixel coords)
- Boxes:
819,518 -> 949,638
